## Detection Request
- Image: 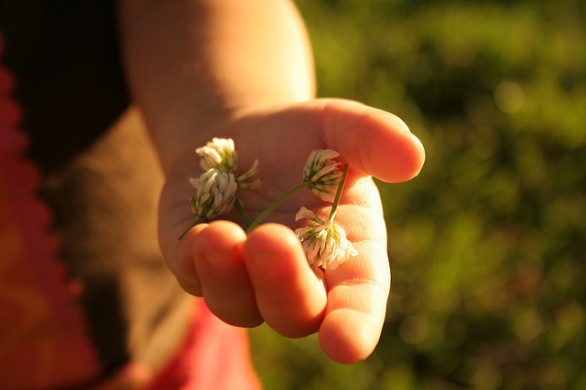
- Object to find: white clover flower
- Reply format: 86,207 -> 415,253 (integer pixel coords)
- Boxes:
294,207 -> 358,270
302,149 -> 344,202
189,169 -> 237,222
196,137 -> 261,188
196,137 -> 238,173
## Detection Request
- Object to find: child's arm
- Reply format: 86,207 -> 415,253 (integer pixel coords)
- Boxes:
118,0 -> 315,170
118,0 -> 425,363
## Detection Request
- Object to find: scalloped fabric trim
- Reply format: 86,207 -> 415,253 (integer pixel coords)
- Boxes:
0,31 -> 101,389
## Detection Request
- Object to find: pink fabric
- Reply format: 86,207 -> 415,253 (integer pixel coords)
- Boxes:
148,300 -> 261,390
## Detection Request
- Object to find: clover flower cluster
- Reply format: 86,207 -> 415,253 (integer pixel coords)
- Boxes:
188,138 -> 260,223
185,138 -> 357,270
295,207 -> 358,270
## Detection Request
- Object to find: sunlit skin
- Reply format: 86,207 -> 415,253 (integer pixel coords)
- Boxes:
163,100 -> 425,363
120,0 -> 425,364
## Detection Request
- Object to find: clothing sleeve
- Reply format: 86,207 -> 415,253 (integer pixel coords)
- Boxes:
0,0 -> 129,172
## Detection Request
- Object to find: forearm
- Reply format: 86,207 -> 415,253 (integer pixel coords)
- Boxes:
118,0 -> 315,170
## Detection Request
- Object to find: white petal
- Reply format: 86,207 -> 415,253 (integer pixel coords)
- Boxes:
295,206 -> 315,222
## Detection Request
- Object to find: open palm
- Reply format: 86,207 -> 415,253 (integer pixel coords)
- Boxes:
158,99 -> 425,363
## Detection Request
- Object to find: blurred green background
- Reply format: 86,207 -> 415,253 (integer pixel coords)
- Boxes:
249,0 -> 586,389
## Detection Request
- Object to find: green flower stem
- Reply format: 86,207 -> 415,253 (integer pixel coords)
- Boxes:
328,163 -> 349,222
246,182 -> 309,233
178,219 -> 199,240
235,197 -> 253,227
179,196 -> 251,240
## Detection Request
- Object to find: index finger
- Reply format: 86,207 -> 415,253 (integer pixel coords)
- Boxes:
320,240 -> 390,363
317,203 -> 391,363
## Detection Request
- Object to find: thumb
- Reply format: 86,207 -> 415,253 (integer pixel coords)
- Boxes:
317,99 -> 425,183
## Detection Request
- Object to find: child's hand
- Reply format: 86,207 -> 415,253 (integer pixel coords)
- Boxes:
158,99 -> 425,363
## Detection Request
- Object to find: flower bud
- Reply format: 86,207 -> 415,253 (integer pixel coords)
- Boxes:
189,169 -> 237,222
196,137 -> 238,173
295,207 -> 357,270
302,149 -> 343,202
